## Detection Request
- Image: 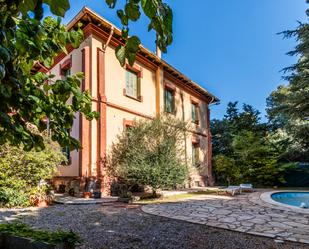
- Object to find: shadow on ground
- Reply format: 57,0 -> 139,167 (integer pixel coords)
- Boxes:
0,202 -> 307,249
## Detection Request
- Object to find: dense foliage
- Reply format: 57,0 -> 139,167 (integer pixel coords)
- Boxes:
212,102 -> 291,186
267,3 -> 309,162
0,223 -> 81,246
0,0 -> 172,150
108,115 -> 188,195
0,131 -> 65,207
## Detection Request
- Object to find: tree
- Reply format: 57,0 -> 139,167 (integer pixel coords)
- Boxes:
267,3 -> 309,161
232,131 -> 287,186
212,102 -> 289,186
211,102 -> 266,157
0,0 -> 173,150
213,155 -> 239,185
108,115 -> 188,196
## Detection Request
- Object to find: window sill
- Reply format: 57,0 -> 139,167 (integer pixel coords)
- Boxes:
123,89 -> 143,102
61,157 -> 72,166
165,110 -> 176,115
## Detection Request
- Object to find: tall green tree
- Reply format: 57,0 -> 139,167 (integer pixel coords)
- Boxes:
212,102 -> 287,186
212,102 -> 266,157
108,115 -> 188,196
0,0 -> 173,150
267,3 -> 309,161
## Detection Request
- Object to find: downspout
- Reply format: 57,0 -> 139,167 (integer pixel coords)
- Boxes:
155,36 -> 162,116
207,96 -> 218,186
103,26 -> 114,52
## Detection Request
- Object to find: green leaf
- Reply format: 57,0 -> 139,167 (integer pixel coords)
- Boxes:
19,0 -> 37,15
126,36 -> 140,53
43,0 -> 70,17
106,0 -> 117,8
125,3 -> 141,21
115,45 -> 126,67
0,46 -> 10,64
0,65 -> 5,80
128,53 -> 136,67
141,0 -> 157,18
122,27 -> 129,38
117,10 -> 129,26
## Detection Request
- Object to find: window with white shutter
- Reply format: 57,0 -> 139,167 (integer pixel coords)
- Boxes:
126,70 -> 138,98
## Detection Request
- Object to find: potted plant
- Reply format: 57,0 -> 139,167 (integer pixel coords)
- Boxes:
29,180 -> 54,207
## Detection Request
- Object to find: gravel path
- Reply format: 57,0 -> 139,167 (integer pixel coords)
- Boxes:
0,203 -> 308,249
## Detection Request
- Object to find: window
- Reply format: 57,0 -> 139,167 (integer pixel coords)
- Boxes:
62,68 -> 71,77
164,88 -> 175,113
192,143 -> 200,167
61,128 -> 71,165
60,58 -> 71,77
62,146 -> 71,164
191,103 -> 199,124
123,119 -> 134,133
126,70 -> 139,98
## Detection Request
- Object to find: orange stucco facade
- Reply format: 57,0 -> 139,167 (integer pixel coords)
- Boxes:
50,7 -> 219,195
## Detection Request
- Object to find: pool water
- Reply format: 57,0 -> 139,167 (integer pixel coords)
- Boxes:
271,192 -> 309,208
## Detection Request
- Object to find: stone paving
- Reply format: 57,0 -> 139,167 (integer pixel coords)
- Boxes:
141,191 -> 309,245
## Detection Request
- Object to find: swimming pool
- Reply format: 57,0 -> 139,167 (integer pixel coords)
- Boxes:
271,192 -> 309,208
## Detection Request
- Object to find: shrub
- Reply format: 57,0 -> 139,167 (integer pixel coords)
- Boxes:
213,155 -> 240,185
0,223 -> 81,246
0,131 -> 65,207
108,114 -> 189,196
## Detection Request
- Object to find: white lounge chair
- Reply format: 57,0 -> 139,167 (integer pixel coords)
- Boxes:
240,183 -> 253,192
217,186 -> 241,196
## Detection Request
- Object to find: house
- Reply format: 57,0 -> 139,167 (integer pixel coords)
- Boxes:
47,7 -> 219,195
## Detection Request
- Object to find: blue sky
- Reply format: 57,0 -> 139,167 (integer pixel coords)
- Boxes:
55,0 -> 307,121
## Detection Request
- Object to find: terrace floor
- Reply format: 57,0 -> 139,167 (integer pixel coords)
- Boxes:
142,191 -> 309,245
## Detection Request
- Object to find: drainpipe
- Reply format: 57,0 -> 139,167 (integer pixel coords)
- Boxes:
206,96 -> 219,186
103,26 -> 114,52
155,36 -> 162,116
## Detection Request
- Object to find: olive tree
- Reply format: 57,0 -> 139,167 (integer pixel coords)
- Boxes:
108,115 -> 188,196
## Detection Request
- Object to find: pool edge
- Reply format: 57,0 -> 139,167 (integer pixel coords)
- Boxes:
260,190 -> 309,214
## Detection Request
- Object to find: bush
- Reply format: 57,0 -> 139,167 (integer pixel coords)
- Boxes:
108,114 -> 189,196
213,155 -> 240,185
0,131 -> 65,207
0,223 -> 81,246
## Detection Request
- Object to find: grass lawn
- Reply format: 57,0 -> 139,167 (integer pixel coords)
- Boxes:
134,190 -> 217,204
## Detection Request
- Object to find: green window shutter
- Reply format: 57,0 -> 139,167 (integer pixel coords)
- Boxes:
191,104 -> 196,122
164,89 -> 174,113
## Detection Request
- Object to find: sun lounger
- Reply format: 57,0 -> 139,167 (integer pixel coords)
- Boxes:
217,186 -> 241,196
240,183 -> 253,192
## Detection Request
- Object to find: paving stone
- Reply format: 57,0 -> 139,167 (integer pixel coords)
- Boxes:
218,217 -> 237,223
141,191 -> 309,245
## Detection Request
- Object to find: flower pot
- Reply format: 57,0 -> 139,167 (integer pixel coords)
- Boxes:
92,191 -> 101,199
83,192 -> 92,199
37,201 -> 48,208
